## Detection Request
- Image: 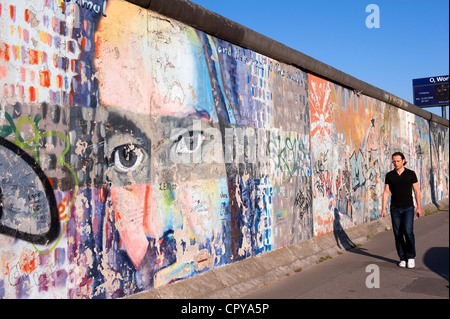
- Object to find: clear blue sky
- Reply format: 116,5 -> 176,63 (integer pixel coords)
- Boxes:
189,0 -> 449,119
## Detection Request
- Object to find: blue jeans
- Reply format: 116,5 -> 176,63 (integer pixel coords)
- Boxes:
390,206 -> 416,260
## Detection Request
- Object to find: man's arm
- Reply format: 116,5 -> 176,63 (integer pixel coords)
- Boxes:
412,182 -> 422,218
381,184 -> 390,218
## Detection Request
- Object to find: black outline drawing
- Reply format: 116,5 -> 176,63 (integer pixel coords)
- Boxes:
0,137 -> 60,245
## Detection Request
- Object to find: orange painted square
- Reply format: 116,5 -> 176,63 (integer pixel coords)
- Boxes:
40,71 -> 50,87
28,49 -> 38,65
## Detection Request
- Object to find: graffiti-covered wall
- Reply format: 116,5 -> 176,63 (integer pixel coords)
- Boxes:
308,74 -> 449,236
0,0 -> 448,299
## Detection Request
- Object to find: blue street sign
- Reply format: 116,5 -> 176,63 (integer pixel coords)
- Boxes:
413,75 -> 449,108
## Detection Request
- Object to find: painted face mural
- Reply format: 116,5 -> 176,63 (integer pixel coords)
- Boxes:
94,1 -> 229,288
0,0 -> 312,298
93,0 -> 312,291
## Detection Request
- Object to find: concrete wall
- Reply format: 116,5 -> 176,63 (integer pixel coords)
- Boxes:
0,0 -> 448,299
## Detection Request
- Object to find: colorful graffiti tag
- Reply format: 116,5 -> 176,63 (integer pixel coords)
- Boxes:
0,0 -> 448,299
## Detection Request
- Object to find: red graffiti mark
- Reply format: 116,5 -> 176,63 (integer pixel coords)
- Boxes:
19,250 -> 36,274
0,42 -> 10,61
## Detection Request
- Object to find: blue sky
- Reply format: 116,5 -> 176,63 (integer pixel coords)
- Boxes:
189,0 -> 449,118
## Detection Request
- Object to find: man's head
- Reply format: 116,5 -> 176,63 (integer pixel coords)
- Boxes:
392,152 -> 407,170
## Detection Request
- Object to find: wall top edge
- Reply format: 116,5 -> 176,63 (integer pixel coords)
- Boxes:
125,0 -> 449,128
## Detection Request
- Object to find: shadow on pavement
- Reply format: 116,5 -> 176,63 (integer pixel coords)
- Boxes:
423,247 -> 449,281
334,209 -> 398,265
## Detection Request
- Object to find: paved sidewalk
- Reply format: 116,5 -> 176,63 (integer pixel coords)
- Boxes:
241,210 -> 449,299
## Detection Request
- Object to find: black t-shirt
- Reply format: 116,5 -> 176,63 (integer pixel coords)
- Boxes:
385,168 -> 418,208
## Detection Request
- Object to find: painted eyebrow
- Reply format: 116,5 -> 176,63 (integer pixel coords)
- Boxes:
185,107 -> 211,121
103,111 -> 152,152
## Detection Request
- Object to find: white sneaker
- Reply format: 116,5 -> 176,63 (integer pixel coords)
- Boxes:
398,260 -> 406,268
407,259 -> 415,269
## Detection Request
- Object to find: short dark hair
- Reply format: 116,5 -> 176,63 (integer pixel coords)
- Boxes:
392,152 -> 407,165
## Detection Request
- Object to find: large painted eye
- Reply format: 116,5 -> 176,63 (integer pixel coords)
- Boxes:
112,144 -> 145,172
175,131 -> 205,154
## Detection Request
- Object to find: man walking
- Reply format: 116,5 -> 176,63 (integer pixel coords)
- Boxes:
381,152 -> 422,268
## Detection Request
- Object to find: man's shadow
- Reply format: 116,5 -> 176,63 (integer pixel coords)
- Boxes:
333,209 -> 398,264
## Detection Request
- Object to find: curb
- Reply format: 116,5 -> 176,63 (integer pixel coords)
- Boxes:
127,198 -> 448,299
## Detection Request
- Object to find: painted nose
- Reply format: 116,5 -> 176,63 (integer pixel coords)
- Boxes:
143,185 -> 179,241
